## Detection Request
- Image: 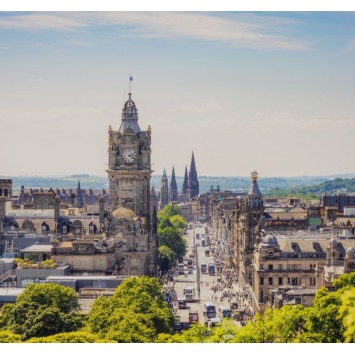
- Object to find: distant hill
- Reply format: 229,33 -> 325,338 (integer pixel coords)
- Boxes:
266,177 -> 355,198
4,173 -> 355,195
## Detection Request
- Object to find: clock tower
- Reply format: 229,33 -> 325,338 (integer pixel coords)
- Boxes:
107,92 -> 152,217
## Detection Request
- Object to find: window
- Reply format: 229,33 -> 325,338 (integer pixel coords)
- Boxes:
260,277 -> 264,285
291,278 -> 298,286
98,260 -> 103,267
268,277 -> 273,285
268,264 -> 273,271
260,264 -> 264,270
278,264 -> 283,270
278,277 -> 283,285
260,290 -> 264,303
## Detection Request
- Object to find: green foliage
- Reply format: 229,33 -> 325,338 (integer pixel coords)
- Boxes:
233,306 -> 310,343
339,287 -> 355,343
86,276 -> 175,343
1,283 -> 83,340
158,226 -> 187,259
157,216 -> 173,231
169,215 -> 187,229
0,330 -> 22,343
170,323 -> 211,343
157,204 -> 181,220
26,331 -> 108,343
333,272 -> 355,290
158,246 -> 176,274
306,287 -> 344,342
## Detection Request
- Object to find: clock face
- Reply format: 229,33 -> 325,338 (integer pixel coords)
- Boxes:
122,149 -> 136,163
348,262 -> 355,270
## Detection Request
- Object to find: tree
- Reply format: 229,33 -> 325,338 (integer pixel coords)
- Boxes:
306,287 -> 344,343
0,283 -> 83,340
0,330 -> 21,343
158,226 -> 186,259
157,204 -> 181,220
158,245 -> 176,274
170,215 -> 187,230
25,331 -> 108,343
157,216 -> 173,232
86,276 -> 175,342
339,287 -> 355,342
333,272 -> 355,290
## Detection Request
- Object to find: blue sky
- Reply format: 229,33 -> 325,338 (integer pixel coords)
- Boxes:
1,11 -> 355,178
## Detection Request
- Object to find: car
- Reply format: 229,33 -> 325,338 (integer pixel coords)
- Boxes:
188,268 -> 193,274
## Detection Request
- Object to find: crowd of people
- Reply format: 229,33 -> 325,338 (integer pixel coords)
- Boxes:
209,237 -> 254,321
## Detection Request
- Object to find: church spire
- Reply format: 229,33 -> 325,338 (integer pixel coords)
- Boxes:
182,165 -> 188,195
169,166 -> 178,202
76,180 -> 84,208
160,168 -> 169,209
187,151 -> 199,199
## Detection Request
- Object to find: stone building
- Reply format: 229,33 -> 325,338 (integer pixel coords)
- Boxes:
0,179 -> 12,200
107,92 -> 151,216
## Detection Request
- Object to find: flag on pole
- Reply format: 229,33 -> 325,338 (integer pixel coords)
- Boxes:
130,76 -> 133,81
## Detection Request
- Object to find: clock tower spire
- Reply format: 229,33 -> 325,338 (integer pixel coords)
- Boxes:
107,88 -> 152,217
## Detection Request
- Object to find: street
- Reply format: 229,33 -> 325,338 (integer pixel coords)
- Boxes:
165,222 -> 251,329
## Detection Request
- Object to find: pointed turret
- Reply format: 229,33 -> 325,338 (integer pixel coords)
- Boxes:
169,166 -> 178,202
182,166 -> 188,195
187,151 -> 199,199
247,171 -> 262,208
76,180 -> 84,208
150,185 -> 159,213
160,169 -> 169,209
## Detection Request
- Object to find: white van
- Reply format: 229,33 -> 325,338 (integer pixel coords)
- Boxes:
183,287 -> 196,301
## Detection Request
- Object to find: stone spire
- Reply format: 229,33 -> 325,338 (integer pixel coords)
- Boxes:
169,166 -> 178,202
187,151 -> 199,199
182,165 -> 188,195
160,169 -> 169,209
150,185 -> 159,213
76,180 -> 84,208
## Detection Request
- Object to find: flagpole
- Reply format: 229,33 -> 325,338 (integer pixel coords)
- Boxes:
129,75 -> 132,93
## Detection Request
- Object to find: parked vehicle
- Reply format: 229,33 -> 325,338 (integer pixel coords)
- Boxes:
189,310 -> 199,324
203,301 -> 216,320
205,250 -> 210,257
201,264 -> 207,273
178,297 -> 187,309
184,287 -> 196,301
219,306 -> 231,318
208,262 -> 215,275
178,263 -> 185,275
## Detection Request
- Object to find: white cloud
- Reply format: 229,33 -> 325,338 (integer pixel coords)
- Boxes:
0,12 -> 311,51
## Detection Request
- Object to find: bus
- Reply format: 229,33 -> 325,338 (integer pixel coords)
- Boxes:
203,301 -> 216,320
219,306 -> 231,319
208,263 -> 215,275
